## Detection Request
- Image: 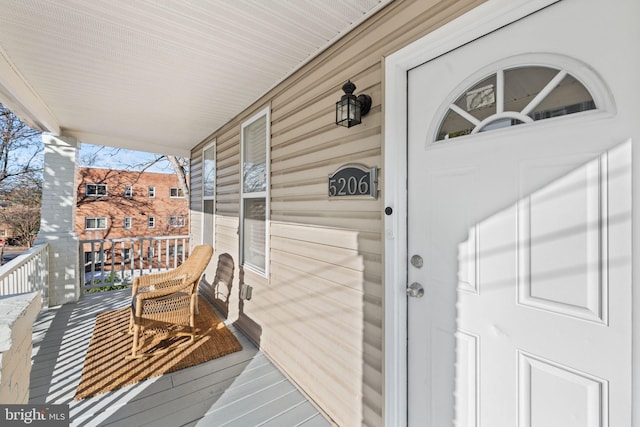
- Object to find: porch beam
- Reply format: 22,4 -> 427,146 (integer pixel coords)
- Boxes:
65,130 -> 190,158
0,46 -> 60,134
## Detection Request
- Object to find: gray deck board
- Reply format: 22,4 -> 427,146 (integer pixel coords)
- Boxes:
29,289 -> 331,427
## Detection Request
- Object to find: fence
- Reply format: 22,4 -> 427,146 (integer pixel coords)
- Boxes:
79,235 -> 190,292
0,244 -> 49,305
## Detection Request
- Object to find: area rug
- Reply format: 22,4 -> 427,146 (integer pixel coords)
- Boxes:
74,298 -> 242,400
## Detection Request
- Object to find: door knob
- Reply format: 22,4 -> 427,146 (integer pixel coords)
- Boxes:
406,282 -> 424,298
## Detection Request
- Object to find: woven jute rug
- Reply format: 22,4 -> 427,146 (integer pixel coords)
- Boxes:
74,298 -> 242,400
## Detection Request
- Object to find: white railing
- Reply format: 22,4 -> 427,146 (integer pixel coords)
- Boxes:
0,244 -> 49,305
79,235 -> 189,293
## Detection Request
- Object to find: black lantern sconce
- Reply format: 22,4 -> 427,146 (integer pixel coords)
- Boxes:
335,80 -> 372,128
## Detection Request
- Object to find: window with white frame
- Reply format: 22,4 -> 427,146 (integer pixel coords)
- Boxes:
169,216 -> 185,227
240,107 -> 269,274
86,184 -> 107,197
124,185 -> 133,198
169,244 -> 184,257
148,186 -> 155,198
148,216 -> 155,228
170,187 -> 185,198
124,217 -> 132,229
85,217 -> 107,230
84,251 -> 104,264
202,142 -> 216,247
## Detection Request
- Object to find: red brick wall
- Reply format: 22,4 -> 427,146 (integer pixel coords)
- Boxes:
76,167 -> 189,240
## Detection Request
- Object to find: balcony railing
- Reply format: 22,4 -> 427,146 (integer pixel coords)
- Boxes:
80,235 -> 189,293
0,243 -> 49,304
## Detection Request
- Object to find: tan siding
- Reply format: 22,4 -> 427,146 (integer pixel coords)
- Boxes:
189,0 -> 484,425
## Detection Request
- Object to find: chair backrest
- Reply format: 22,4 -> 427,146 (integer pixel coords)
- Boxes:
179,245 -> 214,286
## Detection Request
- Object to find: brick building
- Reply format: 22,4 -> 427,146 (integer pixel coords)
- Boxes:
76,167 -> 188,241
76,167 -> 189,272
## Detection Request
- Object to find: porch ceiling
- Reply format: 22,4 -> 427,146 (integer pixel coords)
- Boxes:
0,0 -> 389,156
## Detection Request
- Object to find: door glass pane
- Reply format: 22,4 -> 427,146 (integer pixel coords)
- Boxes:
453,74 -> 497,121
203,200 -> 214,247
436,66 -> 596,141
243,116 -> 267,193
528,74 -> 595,120
243,198 -> 266,272
438,75 -> 497,140
203,145 -> 215,198
504,66 -> 557,113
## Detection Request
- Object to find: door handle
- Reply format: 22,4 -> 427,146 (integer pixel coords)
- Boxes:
406,282 -> 424,298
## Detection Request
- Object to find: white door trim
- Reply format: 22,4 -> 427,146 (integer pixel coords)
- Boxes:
382,1 -> 562,425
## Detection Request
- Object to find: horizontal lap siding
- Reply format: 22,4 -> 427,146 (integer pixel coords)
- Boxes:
204,128 -> 243,311
189,1 -> 484,425
269,98 -> 383,424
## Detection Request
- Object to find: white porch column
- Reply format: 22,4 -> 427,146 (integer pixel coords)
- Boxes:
35,134 -> 79,305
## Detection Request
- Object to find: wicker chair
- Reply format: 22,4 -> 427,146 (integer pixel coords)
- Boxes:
128,244 -> 213,358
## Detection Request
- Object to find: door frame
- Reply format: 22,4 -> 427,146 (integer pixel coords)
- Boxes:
378,0 -> 637,425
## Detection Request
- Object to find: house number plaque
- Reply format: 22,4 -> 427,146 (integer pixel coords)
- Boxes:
328,164 -> 378,199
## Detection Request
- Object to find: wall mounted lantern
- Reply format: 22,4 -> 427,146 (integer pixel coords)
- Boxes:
335,80 -> 372,128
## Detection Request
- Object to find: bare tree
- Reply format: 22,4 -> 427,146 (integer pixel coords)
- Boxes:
166,155 -> 189,197
80,145 -> 189,196
134,153 -> 189,197
0,104 -> 43,184
0,175 -> 42,247
0,104 -> 43,252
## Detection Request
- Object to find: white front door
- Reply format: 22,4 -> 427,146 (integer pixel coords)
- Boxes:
406,1 -> 634,426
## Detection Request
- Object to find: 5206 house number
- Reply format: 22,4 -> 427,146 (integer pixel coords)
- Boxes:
328,164 -> 378,199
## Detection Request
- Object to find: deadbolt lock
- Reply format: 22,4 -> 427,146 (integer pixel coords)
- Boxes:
410,254 -> 423,268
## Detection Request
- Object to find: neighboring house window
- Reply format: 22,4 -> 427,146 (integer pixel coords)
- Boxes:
170,187 -> 185,198
85,217 -> 107,230
169,216 -> 185,227
202,141 -> 216,247
169,244 -> 184,257
124,185 -> 133,198
240,107 -> 270,275
86,184 -> 107,197
123,248 -> 131,261
124,217 -> 132,229
0,230 -> 6,237
148,216 -> 155,228
148,186 -> 155,198
84,251 -> 104,264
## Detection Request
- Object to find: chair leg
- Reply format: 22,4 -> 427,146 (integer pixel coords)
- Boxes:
130,324 -> 141,358
128,311 -> 134,334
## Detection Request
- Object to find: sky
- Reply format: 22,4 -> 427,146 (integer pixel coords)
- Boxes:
78,143 -> 178,173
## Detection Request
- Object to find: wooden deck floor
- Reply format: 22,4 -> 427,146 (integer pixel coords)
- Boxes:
29,289 -> 330,427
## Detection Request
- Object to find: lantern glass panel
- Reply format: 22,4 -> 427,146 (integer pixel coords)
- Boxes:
337,96 -> 362,127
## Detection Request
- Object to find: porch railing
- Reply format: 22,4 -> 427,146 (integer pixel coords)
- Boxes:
80,235 -> 189,293
0,244 -> 49,305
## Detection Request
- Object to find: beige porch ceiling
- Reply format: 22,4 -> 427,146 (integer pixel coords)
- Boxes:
0,0 -> 389,156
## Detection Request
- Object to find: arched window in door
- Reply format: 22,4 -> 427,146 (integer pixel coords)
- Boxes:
435,61 -> 604,141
